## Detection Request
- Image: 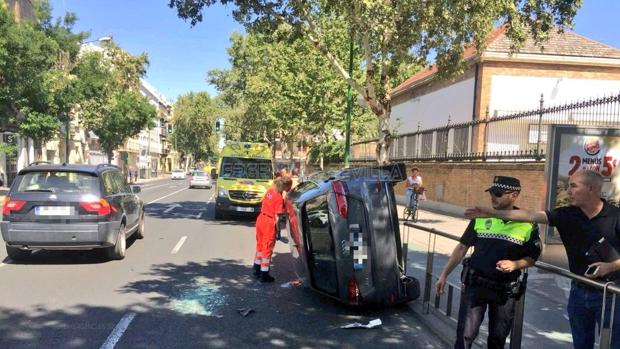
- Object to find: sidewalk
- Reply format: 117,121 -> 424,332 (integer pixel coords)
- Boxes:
131,174 -> 170,185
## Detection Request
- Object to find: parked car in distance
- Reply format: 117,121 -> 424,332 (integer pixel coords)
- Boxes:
171,169 -> 186,180
280,163 -> 420,306
1,163 -> 145,261
189,171 -> 212,189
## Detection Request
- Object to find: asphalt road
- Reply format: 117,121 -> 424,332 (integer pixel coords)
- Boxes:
0,178 -> 447,349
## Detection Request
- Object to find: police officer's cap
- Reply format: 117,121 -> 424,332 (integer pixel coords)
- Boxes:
485,176 -> 521,196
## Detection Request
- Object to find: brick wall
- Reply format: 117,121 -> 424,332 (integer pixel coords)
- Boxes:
394,162 -> 547,211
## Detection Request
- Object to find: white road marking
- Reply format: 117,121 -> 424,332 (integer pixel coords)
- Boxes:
99,312 -> 136,349
171,236 -> 187,254
207,193 -> 215,202
164,203 -> 181,213
140,183 -> 171,191
195,212 -> 202,219
146,187 -> 188,205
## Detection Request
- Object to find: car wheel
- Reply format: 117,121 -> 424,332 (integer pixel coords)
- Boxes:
6,245 -> 31,261
214,208 -> 223,220
135,213 -> 145,239
106,224 -> 127,260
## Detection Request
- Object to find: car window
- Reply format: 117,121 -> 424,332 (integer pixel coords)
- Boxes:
220,157 -> 273,180
192,171 -> 206,176
304,194 -> 338,295
112,171 -> 130,193
15,171 -> 99,194
101,171 -> 119,195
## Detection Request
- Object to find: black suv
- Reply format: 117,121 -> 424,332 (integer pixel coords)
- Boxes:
1,163 -> 144,261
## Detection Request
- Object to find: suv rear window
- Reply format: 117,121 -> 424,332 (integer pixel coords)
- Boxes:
15,171 -> 100,194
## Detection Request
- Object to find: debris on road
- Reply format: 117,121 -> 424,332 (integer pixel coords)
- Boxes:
237,308 -> 254,317
279,279 -> 302,288
340,318 -> 382,329
169,279 -> 226,316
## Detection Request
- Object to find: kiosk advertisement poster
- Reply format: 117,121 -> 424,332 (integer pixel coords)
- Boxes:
545,126 -> 620,242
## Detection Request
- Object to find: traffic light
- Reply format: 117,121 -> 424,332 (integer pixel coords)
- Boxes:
167,124 -> 173,134
215,120 -> 221,132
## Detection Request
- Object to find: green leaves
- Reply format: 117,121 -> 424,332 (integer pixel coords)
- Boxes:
75,44 -> 156,158
171,0 -> 582,162
171,92 -> 218,160
17,110 -> 60,145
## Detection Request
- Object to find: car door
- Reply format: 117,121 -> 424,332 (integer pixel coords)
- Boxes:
112,170 -> 138,227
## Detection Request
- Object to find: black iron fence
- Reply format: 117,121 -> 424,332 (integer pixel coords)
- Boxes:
351,92 -> 620,162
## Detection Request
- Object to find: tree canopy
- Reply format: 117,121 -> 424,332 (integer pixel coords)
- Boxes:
170,0 -> 582,163
208,24 -> 377,165
0,1 -> 85,156
75,44 -> 156,162
171,91 -> 218,161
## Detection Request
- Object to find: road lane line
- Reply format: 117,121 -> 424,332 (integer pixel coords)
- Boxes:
146,187 -> 188,205
171,236 -> 187,254
140,183 -> 171,191
99,312 -> 136,349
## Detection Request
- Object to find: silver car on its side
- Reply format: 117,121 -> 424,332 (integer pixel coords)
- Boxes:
280,163 -> 420,306
189,171 -> 212,189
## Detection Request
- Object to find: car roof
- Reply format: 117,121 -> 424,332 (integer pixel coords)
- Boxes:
18,163 -> 120,176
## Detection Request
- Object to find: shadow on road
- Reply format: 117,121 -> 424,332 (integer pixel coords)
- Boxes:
2,236 -> 139,266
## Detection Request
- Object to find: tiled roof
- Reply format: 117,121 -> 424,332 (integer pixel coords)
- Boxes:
487,29 -> 620,59
393,26 -> 620,95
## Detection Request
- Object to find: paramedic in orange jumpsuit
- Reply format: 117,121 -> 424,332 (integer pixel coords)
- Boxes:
253,177 -> 293,282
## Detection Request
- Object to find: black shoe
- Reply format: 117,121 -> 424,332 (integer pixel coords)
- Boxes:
260,271 -> 275,283
253,264 -> 260,278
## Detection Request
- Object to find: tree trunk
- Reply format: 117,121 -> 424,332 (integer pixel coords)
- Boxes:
107,151 -> 113,164
33,139 -> 43,162
375,108 -> 392,165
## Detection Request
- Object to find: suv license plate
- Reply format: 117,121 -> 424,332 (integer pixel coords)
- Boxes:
235,207 -> 254,212
35,206 -> 72,216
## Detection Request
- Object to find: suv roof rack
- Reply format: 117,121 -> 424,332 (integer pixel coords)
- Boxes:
96,163 -> 121,170
27,161 -> 52,167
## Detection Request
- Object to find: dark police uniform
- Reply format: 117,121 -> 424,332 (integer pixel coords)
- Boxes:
455,195 -> 542,349
546,200 -> 620,349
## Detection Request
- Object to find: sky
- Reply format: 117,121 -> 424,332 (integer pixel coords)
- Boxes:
51,1 -> 620,104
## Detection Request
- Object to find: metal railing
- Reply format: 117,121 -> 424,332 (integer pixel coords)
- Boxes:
352,92 -> 620,162
403,220 -> 620,349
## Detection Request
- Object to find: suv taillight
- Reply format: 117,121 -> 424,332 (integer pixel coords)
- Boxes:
80,198 -> 115,216
332,181 -> 348,217
2,198 -> 26,215
348,276 -> 361,305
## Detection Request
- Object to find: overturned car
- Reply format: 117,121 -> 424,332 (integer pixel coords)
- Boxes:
280,163 -> 420,306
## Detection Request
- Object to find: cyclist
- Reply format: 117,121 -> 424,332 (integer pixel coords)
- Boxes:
406,167 -> 423,209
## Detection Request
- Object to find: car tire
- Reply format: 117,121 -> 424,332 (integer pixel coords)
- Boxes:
135,213 -> 145,239
214,209 -> 223,220
106,224 -> 127,260
6,245 -> 31,261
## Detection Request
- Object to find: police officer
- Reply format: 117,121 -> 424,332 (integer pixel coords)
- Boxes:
252,176 -> 293,283
436,176 -> 542,349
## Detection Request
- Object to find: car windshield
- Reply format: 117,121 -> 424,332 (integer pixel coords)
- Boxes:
220,157 -> 273,180
192,171 -> 206,177
15,171 -> 100,194
173,170 -> 184,173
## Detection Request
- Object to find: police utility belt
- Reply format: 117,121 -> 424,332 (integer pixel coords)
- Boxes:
461,257 -> 526,299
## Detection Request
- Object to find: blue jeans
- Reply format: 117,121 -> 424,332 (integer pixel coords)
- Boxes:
567,283 -> 620,349
406,189 -> 417,209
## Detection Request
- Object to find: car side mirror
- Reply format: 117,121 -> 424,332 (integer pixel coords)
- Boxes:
132,185 -> 141,194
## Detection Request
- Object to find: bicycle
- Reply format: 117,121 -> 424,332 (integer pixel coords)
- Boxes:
403,189 -> 420,222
